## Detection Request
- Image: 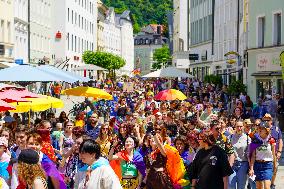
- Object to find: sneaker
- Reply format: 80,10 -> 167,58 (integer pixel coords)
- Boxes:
271,184 -> 276,189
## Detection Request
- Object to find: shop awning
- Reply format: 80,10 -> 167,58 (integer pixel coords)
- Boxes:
251,71 -> 282,76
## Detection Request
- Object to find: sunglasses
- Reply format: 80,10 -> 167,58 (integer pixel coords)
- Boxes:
102,128 -> 109,130
155,128 -> 162,131
215,127 -> 221,131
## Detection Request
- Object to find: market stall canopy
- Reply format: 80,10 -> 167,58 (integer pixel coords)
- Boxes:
154,89 -> 187,101
72,64 -> 107,71
142,67 -> 194,78
37,65 -> 89,83
0,65 -> 77,82
9,95 -> 64,113
61,86 -> 113,100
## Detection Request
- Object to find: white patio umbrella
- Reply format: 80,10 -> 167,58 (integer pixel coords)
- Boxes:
142,67 -> 194,78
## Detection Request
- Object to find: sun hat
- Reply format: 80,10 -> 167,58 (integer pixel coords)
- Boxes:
262,113 -> 272,121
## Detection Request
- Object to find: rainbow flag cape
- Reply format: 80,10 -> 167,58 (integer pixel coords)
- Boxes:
164,144 -> 190,189
110,150 -> 146,180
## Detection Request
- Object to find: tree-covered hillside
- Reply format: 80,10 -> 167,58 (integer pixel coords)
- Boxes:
102,0 -> 173,33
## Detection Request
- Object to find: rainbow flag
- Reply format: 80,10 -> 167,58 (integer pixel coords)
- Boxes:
132,68 -> 141,75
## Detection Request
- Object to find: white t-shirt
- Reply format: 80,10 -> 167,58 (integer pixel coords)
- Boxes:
80,165 -> 122,189
255,140 -> 274,162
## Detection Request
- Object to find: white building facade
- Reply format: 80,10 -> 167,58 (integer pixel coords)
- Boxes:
103,8 -> 121,56
51,0 -> 97,71
189,0 -> 214,80
29,0 -> 53,64
212,0 -> 239,84
0,0 -> 14,68
103,8 -> 134,75
172,0 -> 190,71
14,0 -> 28,64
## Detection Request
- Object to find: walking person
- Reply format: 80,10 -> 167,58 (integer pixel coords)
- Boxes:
248,122 -> 277,189
190,129 -> 233,189
229,121 -> 251,189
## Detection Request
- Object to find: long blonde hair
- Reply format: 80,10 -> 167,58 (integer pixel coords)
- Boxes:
18,162 -> 46,186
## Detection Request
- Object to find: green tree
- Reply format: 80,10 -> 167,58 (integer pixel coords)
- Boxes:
82,51 -> 126,79
228,80 -> 247,96
152,45 -> 171,70
204,75 -> 223,87
102,0 -> 173,33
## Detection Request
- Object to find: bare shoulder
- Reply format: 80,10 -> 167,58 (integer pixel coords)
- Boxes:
33,177 -> 47,189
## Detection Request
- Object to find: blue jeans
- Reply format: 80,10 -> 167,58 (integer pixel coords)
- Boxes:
229,161 -> 249,189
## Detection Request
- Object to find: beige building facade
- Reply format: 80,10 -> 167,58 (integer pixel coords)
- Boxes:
0,0 -> 14,68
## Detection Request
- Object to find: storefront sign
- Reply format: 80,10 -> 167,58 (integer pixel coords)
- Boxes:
280,51 -> 284,80
256,52 -> 282,72
224,51 -> 239,64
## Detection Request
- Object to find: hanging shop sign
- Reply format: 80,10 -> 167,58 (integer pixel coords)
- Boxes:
256,52 -> 282,72
224,51 -> 240,64
280,51 -> 284,80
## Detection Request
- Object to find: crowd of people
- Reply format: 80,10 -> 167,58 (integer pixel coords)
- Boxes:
0,78 -> 283,189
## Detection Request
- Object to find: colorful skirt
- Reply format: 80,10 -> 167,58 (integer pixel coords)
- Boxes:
121,177 -> 139,189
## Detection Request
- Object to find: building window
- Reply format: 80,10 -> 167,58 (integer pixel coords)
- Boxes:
71,10 -> 74,24
67,33 -> 69,50
81,38 -> 83,52
78,37 -> 80,53
7,22 -> 11,43
68,8 -> 70,22
273,13 -> 281,45
257,17 -> 265,48
71,34 -> 73,51
0,20 -> 4,42
75,36 -> 77,52
79,15 -> 81,27
75,12 -> 77,25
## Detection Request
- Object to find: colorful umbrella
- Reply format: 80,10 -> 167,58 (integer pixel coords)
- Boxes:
0,89 -> 40,103
9,95 -> 64,113
0,100 -> 15,111
61,86 -> 113,100
154,89 -> 187,101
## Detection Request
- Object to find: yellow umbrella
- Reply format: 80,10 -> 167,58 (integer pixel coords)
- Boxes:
9,95 -> 64,113
61,86 -> 113,100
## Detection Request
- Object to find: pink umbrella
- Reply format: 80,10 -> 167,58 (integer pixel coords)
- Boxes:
0,84 -> 24,91
0,99 -> 15,111
0,89 -> 40,103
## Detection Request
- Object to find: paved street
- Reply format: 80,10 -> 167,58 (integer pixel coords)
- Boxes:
55,95 -> 85,117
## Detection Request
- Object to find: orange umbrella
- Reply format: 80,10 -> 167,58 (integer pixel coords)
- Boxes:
154,89 -> 187,101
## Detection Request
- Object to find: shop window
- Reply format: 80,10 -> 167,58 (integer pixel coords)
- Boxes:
256,80 -> 272,99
